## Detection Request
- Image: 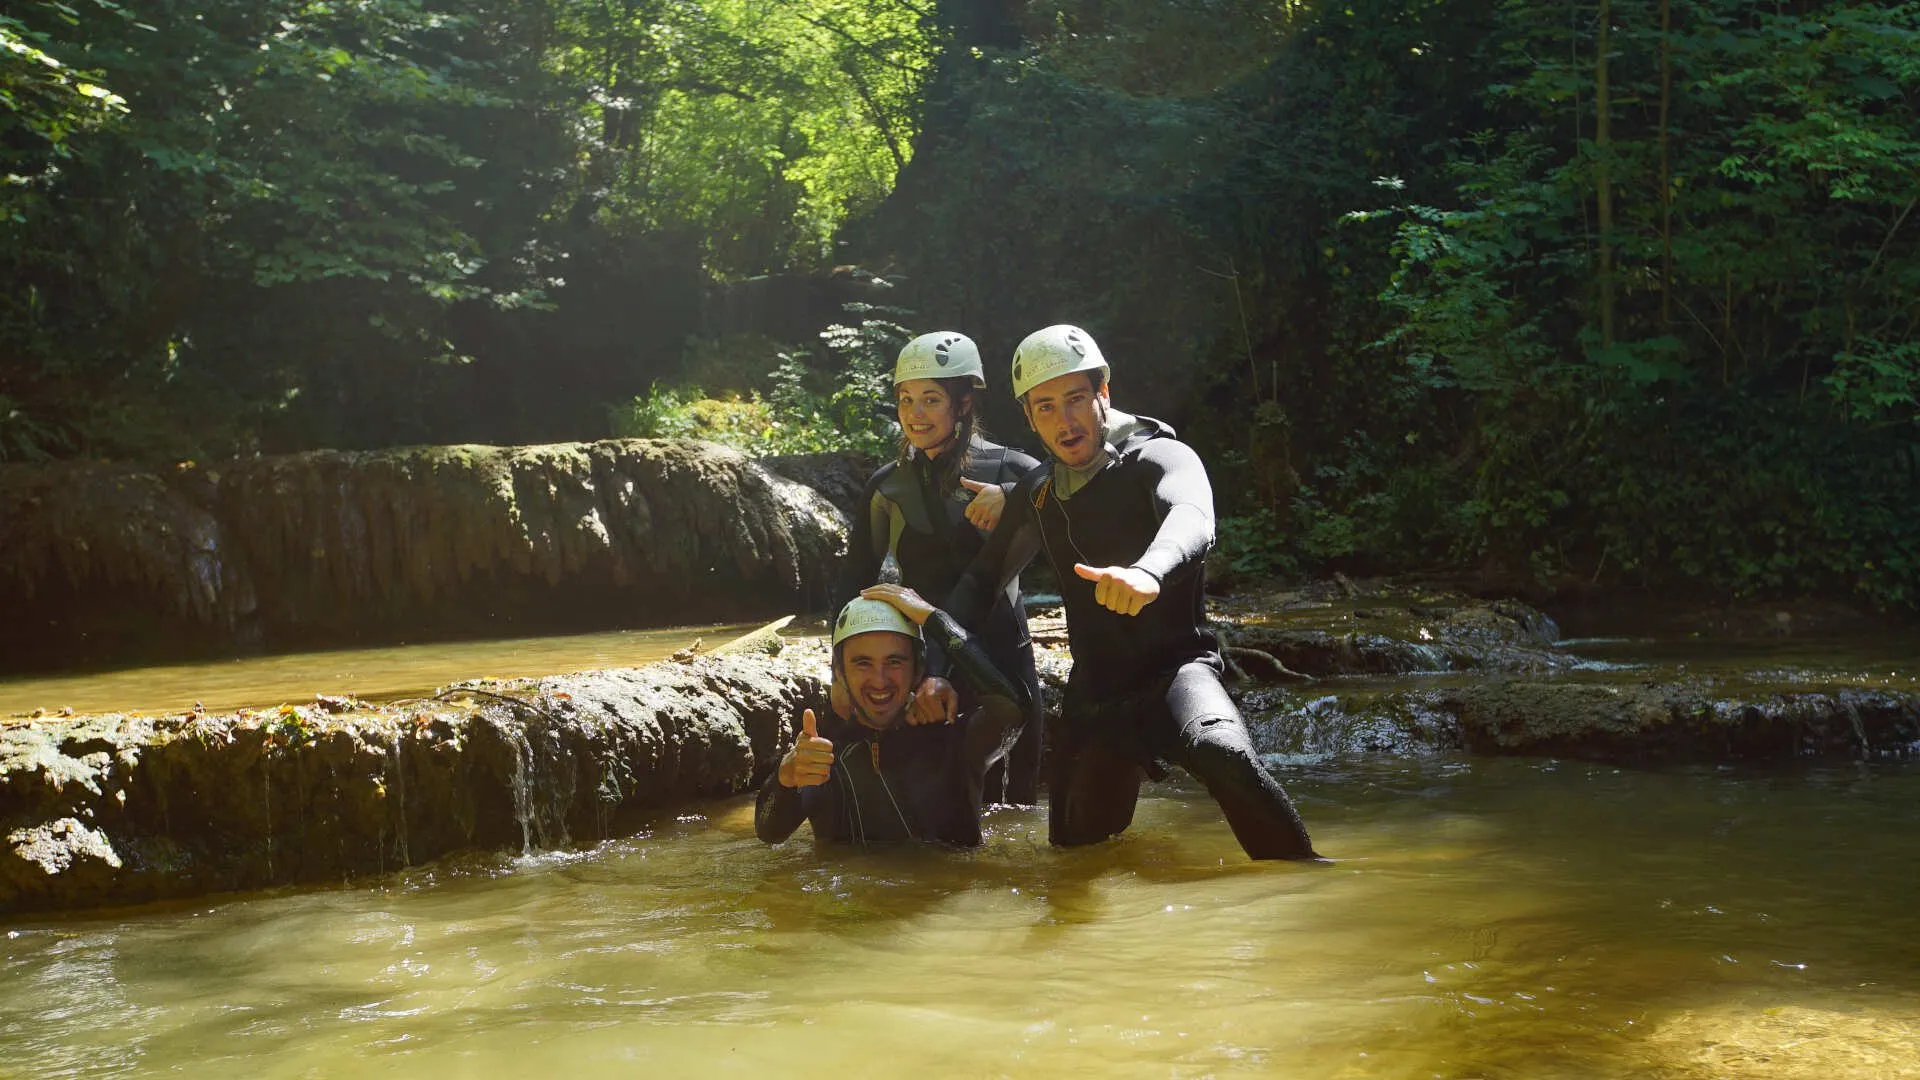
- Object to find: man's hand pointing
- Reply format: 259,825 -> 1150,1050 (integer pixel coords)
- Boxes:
1073,563 -> 1160,616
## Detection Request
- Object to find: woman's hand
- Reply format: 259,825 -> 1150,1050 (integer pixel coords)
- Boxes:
959,477 -> 1007,531
859,583 -> 935,626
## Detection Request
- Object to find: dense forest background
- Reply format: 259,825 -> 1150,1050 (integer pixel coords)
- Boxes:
5,0 -> 1918,606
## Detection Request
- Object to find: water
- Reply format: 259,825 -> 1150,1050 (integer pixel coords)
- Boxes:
0,623 -> 762,718
1562,633 -> 1920,690
5,757 -> 1918,1079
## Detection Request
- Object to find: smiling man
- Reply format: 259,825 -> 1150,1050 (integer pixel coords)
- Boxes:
754,586 -> 1029,848
943,324 -> 1321,861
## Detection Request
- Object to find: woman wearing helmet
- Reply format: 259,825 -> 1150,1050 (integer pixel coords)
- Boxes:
835,331 -> 1044,805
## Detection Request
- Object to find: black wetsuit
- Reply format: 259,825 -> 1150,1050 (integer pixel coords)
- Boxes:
754,610 -> 1030,848
835,434 -> 1044,804
945,414 -> 1318,860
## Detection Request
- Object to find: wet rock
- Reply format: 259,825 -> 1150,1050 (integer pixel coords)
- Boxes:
1433,681 -> 1920,762
0,440 -> 850,672
1223,621 -> 1571,678
1241,687 -> 1463,759
1238,680 -> 1920,766
759,451 -> 880,524
1212,589 -> 1569,679
0,657 -> 826,917
3,818 -> 123,898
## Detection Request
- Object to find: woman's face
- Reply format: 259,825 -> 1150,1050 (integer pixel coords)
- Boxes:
897,378 -> 964,456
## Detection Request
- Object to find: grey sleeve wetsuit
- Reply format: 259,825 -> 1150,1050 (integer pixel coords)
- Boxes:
944,418 -> 1319,860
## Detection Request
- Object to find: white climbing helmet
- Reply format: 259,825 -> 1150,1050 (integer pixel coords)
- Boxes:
831,597 -> 922,647
894,331 -> 986,388
1010,324 -> 1108,400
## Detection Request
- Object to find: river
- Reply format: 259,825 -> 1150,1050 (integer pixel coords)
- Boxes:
0,623 -> 759,719
4,622 -> 1919,1077
4,755 -> 1917,1078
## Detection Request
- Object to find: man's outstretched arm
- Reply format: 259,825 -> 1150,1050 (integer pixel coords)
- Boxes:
923,608 -> 1030,778
1074,439 -> 1216,615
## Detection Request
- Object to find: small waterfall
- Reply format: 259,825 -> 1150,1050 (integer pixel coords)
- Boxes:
505,726 -> 537,855
387,737 -> 410,867
529,721 -> 576,851
261,758 -> 274,880
501,718 -> 576,855
1842,699 -> 1870,760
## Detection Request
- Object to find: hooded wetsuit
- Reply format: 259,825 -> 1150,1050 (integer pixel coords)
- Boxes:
944,414 -> 1318,860
754,609 -> 1029,848
835,434 -> 1044,804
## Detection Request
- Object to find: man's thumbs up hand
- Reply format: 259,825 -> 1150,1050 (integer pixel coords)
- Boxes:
779,708 -> 835,788
1073,563 -> 1160,616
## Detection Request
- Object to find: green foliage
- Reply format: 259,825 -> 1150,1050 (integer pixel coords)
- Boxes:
1826,339 -> 1920,426
1214,509 -> 1297,579
768,310 -> 906,456
608,384 -> 714,441
0,3 -> 130,223
0,394 -> 68,463
547,0 -> 933,272
9,0 -> 1920,613
608,313 -> 905,456
268,704 -> 319,749
1351,0 -> 1920,602
1,0 -> 932,461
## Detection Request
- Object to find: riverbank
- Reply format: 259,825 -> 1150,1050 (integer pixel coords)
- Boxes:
0,441 -> 856,673
1,646 -> 825,917
6,578 -> 1918,917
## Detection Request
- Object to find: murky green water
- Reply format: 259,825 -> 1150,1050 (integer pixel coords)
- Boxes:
5,758 -> 1918,1079
0,623 -> 760,719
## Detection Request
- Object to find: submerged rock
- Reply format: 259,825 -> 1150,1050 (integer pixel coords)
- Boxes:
0,440 -> 848,672
1214,583 -> 1920,765
1239,681 -> 1920,765
0,656 -> 825,916
1215,594 -> 1569,678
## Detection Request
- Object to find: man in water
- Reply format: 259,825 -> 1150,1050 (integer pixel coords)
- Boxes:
755,584 -> 1029,848
943,324 -> 1321,860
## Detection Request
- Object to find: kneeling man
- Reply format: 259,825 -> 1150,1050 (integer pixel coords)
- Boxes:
755,584 -> 1029,848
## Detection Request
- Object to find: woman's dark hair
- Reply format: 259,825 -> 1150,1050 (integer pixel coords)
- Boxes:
896,375 -> 992,495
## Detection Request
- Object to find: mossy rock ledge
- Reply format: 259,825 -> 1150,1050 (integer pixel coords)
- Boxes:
1209,590 -> 1920,764
0,656 -> 826,917
0,439 -> 851,672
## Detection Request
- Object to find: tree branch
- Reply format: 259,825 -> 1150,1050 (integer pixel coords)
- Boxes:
782,6 -> 920,73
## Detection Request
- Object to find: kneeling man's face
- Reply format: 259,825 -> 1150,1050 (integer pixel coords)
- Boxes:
840,630 -> 916,727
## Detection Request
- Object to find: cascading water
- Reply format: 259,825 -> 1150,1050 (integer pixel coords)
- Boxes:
387,737 -> 410,867
497,716 -> 578,856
